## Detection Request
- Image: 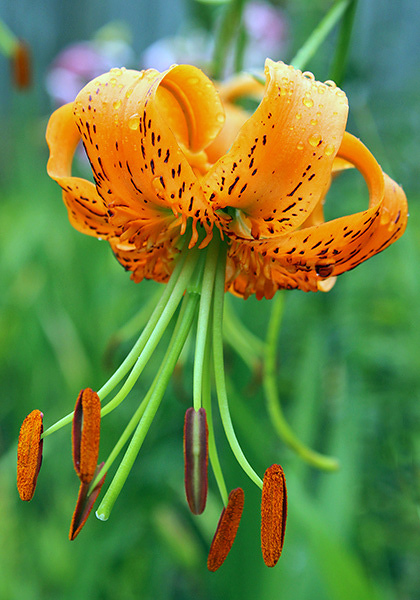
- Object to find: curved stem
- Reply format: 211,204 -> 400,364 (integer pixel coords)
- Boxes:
290,0 -> 351,72
329,0 -> 358,85
96,290 -> 200,521
212,244 -> 263,489
211,0 -> 247,79
193,234 -> 220,411
97,249 -> 190,401
41,249 -> 198,440
263,293 -> 339,471
201,312 -> 228,507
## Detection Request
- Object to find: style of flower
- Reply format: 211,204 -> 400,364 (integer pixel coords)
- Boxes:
18,59 -> 407,570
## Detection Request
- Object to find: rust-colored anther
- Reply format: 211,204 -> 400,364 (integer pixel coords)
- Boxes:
207,487 -> 244,572
12,40 -> 32,89
17,409 -> 44,501
69,463 -> 106,540
72,388 -> 101,484
261,464 -> 288,567
184,407 -> 208,515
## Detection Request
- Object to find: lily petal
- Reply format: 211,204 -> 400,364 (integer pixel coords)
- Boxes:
46,103 -> 115,239
203,59 -> 348,239
73,65 -> 223,247
226,133 -> 407,297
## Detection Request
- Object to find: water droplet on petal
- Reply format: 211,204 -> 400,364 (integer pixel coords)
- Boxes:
324,144 -> 335,156
303,96 -> 314,108
128,114 -> 140,130
216,113 -> 225,124
188,76 -> 199,85
296,142 -> 304,150
310,119 -> 318,126
295,113 -> 302,120
308,133 -> 322,147
113,99 -> 122,110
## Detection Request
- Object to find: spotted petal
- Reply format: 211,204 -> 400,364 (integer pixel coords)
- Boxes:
226,133 -> 408,297
73,65 -> 224,247
46,103 -> 116,239
203,59 -> 349,239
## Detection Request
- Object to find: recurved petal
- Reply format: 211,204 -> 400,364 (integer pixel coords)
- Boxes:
73,65 -> 223,247
203,59 -> 348,239
109,232 -> 181,284
226,133 -> 407,296
46,103 -> 116,239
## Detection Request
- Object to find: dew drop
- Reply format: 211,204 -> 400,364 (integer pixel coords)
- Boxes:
310,118 -> 318,126
113,99 -> 122,110
295,112 -> 302,120
303,96 -> 314,108
302,71 -> 315,80
152,176 -> 166,198
188,76 -> 200,85
308,133 -> 322,147
279,87 -> 287,96
216,113 -> 225,124
315,264 -> 334,277
324,144 -> 335,156
128,114 -> 140,130
126,89 -> 133,99
296,142 -> 304,150
380,208 -> 391,225
110,67 -> 123,76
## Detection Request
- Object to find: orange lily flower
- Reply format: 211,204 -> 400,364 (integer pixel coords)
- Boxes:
36,58 -> 408,568
46,59 -> 407,300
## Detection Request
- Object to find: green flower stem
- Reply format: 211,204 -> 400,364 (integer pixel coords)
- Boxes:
104,286 -> 162,362
290,0 -> 351,72
41,248 -> 196,439
201,313 -> 228,507
329,0 -> 358,85
96,290 -> 200,521
89,393 -> 150,493
97,249 -> 190,401
0,20 -> 17,56
212,0 -> 247,79
212,244 -> 263,490
263,293 -> 339,471
223,297 -> 264,372
99,256 -> 199,418
193,234 -> 220,411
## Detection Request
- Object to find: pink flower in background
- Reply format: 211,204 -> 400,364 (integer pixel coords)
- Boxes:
141,1 -> 288,76
243,1 -> 288,67
46,36 -> 134,107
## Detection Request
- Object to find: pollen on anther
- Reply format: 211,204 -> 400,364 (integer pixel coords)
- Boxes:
72,388 -> 101,484
17,409 -> 44,501
207,488 -> 244,572
261,464 -> 287,567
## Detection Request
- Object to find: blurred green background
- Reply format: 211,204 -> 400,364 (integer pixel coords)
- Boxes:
1,0 -> 419,598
